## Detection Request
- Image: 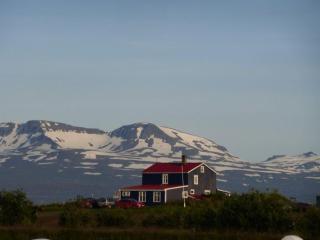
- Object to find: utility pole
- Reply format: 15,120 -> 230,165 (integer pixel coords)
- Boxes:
181,154 -> 186,208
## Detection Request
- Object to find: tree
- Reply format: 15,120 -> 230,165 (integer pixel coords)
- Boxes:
0,190 -> 36,225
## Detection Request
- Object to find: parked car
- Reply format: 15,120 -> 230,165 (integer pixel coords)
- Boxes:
97,197 -> 115,208
115,198 -> 145,208
80,198 -> 98,208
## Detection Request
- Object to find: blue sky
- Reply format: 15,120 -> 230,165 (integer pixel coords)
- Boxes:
0,0 -> 319,162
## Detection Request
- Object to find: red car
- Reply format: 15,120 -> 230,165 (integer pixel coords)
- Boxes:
80,198 -> 98,208
115,198 -> 145,208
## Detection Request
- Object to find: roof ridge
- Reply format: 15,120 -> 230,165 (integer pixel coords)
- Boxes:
143,162 -> 203,173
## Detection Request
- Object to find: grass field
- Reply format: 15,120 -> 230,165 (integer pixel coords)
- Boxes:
0,227 -> 283,240
0,211 -> 290,240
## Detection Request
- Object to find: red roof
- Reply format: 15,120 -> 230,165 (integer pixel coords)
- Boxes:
121,184 -> 187,191
143,162 -> 202,173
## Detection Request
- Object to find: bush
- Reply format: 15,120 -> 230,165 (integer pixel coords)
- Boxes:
218,191 -> 293,232
296,207 -> 320,239
56,190 -> 318,236
96,209 -> 130,227
142,207 -> 184,228
184,206 -> 217,229
0,190 -> 36,225
59,203 -> 93,227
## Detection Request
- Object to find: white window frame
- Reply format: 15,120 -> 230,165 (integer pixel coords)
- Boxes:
194,175 -> 198,185
190,189 -> 195,195
162,174 -> 168,184
122,191 -> 130,197
200,165 -> 205,173
139,191 -> 146,202
204,190 -> 211,195
153,191 -> 161,202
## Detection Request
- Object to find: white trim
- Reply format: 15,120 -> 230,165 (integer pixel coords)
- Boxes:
188,163 -> 218,174
200,165 -> 205,173
164,189 -> 167,203
163,185 -> 188,190
201,163 -> 218,174
121,185 -> 188,192
217,188 -> 231,196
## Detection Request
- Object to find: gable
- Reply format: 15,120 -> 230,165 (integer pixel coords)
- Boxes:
188,163 -> 218,175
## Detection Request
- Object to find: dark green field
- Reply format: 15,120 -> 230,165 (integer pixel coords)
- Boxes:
0,210 -> 282,240
0,225 -> 284,240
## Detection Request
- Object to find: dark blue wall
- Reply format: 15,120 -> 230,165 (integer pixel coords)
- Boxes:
120,190 -> 165,206
142,173 -> 188,185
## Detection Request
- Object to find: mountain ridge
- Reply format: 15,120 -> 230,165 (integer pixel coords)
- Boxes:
0,120 -> 319,203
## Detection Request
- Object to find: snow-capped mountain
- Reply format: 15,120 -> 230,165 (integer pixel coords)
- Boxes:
108,122 -> 239,161
261,152 -> 320,173
0,121 -> 243,168
0,120 -> 107,152
0,120 -> 319,204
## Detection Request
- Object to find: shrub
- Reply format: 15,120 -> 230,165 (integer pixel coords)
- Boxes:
96,209 -> 130,227
218,191 -> 293,232
59,203 -> 93,227
0,190 -> 36,225
184,206 -> 217,229
296,207 -> 320,239
142,207 -> 184,228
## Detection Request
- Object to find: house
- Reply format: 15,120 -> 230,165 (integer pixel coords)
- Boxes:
119,155 -> 217,205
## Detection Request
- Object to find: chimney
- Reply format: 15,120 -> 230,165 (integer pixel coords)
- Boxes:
181,154 -> 186,164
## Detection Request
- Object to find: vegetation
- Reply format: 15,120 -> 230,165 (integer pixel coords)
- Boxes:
0,228 -> 283,240
0,190 -> 36,225
0,190 -> 319,240
57,190 -> 319,239
296,206 -> 320,239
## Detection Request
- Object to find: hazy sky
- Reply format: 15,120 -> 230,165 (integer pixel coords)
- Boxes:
0,0 -> 319,162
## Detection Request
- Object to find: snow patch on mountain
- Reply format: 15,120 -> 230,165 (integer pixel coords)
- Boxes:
261,152 -> 320,173
108,163 -> 123,168
83,172 -> 102,176
125,163 -> 152,169
45,130 -> 109,150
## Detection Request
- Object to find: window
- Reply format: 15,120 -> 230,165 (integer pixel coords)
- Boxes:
153,192 -> 161,202
200,165 -> 205,173
122,191 -> 130,197
194,175 -> 198,185
162,174 -> 168,184
182,190 -> 188,199
139,191 -> 146,202
190,189 -> 195,195
204,190 -> 211,195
